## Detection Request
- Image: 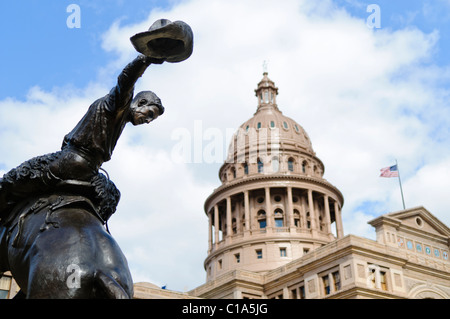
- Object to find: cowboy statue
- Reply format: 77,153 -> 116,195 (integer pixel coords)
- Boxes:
0,19 -> 193,299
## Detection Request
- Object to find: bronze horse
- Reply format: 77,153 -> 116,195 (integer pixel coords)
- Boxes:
0,154 -> 132,298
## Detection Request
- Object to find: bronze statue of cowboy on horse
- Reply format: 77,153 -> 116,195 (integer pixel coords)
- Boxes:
0,19 -> 193,299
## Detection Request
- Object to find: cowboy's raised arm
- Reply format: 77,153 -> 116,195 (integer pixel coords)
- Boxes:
106,55 -> 163,113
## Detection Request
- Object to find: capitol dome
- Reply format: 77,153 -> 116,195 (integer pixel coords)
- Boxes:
221,72 -> 324,183
203,72 -> 344,282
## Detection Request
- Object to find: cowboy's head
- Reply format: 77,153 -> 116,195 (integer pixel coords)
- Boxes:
130,91 -> 164,126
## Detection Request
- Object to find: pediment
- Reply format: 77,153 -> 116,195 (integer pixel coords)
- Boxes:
387,206 -> 450,238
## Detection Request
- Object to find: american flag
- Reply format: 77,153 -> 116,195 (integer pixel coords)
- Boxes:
380,165 -> 399,177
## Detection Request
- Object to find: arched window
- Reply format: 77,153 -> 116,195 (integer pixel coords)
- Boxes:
288,158 -> 295,172
293,209 -> 300,227
231,167 -> 236,179
302,161 -> 307,174
244,163 -> 249,175
274,208 -> 284,227
257,210 -> 266,229
306,211 -> 311,229
258,159 -> 264,173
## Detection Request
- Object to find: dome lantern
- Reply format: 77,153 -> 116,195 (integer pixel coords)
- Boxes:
255,72 -> 279,112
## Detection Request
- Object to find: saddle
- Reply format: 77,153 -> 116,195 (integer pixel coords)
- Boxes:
0,152 -> 121,227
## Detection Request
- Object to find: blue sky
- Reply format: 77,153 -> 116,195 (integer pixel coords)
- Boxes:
0,0 -> 174,99
1,0 -> 450,292
2,0 -> 450,98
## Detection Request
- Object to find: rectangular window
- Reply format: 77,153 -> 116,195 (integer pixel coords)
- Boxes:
218,259 -> 222,269
256,249 -> 263,259
380,271 -> 387,291
280,248 -> 287,257
322,275 -> 330,295
235,253 -> 240,263
291,289 -> 297,299
332,271 -> 341,291
275,219 -> 284,227
299,286 -> 305,299
259,220 -> 266,229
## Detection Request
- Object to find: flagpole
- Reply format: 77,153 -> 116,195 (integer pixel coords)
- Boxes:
395,159 -> 406,210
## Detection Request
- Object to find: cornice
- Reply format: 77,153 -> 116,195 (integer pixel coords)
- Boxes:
369,212 -> 450,244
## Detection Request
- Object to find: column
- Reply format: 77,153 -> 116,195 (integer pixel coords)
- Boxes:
314,200 -> 320,230
283,287 -> 289,299
208,210 -> 213,252
226,197 -> 232,241
307,189 -> 316,230
235,198 -> 241,234
214,204 -> 219,248
265,187 -> 273,231
244,190 -> 250,234
287,187 -> 295,230
324,195 -> 332,234
301,196 -> 307,228
334,201 -> 344,238
328,273 -> 335,294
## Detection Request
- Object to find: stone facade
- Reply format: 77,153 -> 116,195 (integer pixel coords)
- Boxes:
189,206 -> 450,299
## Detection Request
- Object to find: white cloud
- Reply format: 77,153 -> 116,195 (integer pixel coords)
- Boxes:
1,0 -> 450,291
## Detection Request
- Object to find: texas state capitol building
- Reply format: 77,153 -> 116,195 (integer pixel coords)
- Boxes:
2,73 -> 450,299
132,72 -> 450,299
